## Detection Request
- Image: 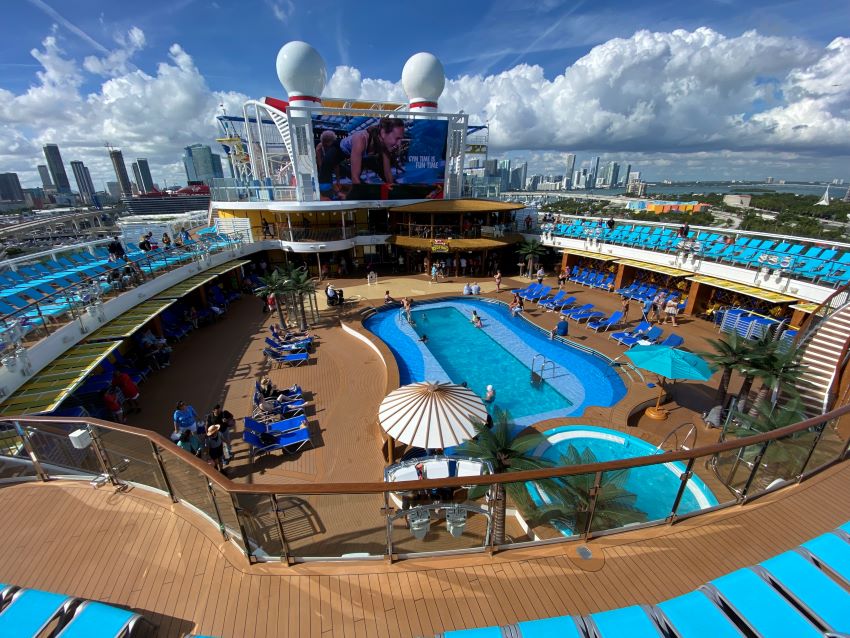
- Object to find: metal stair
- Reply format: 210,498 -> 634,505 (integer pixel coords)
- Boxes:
794,303 -> 850,417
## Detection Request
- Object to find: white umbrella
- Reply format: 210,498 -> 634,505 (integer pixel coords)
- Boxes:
379,381 -> 488,450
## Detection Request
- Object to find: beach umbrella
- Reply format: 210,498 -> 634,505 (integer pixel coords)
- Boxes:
624,345 -> 714,420
379,381 -> 488,455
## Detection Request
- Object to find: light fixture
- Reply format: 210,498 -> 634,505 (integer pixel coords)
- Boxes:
407,507 -> 431,540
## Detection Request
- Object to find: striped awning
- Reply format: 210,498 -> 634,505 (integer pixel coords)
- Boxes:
687,275 -> 797,303
85,299 -> 176,343
561,249 -> 617,261
616,259 -> 691,277
153,259 -> 249,299
0,341 -> 122,415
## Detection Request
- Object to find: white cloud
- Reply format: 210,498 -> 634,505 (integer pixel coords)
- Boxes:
83,26 -> 146,77
265,0 -> 294,23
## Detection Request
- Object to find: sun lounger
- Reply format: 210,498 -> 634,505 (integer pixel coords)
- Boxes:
538,290 -> 566,307
585,605 -> 664,637
619,325 -> 663,348
264,349 -> 309,368
610,321 -> 651,344
0,584 -> 17,608
560,303 -> 592,319
570,309 -> 604,323
246,414 -> 307,435
799,532 -> 850,586
755,551 -> 850,635
0,589 -> 78,638
701,568 -> 822,638
56,600 -> 146,638
658,334 -> 684,348
654,590 -> 743,638
443,627 -> 502,638
243,426 -> 312,462
516,615 -> 584,638
526,286 -> 551,302
588,310 -> 624,332
541,295 -> 575,311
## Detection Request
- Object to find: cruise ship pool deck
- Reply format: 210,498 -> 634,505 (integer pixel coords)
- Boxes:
1,271 -> 849,637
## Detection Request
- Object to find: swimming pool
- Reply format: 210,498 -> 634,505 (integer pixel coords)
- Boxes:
364,298 -> 626,424
530,426 -> 718,536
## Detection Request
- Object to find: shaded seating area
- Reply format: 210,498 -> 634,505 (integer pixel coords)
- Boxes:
438,520 -> 850,638
0,586 -> 150,637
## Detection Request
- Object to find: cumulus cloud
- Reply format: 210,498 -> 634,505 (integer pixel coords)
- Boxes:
2,26 -> 850,187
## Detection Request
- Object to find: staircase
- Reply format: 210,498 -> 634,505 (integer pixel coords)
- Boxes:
794,303 -> 850,417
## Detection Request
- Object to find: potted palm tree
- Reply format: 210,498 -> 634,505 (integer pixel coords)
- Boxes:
516,240 -> 546,279
746,347 -> 802,418
701,332 -> 754,405
255,269 -> 290,329
282,265 -> 316,331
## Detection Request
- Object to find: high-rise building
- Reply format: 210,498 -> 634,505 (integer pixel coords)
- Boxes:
131,162 -> 143,192
37,165 -> 55,190
70,161 -> 96,205
0,173 -> 24,202
622,164 -> 632,187
109,149 -> 133,197
496,159 -> 511,192
509,162 -> 527,191
136,158 -> 155,193
589,156 -> 600,188
183,144 -> 225,184
106,181 -> 121,200
484,159 -> 498,176
43,144 -> 71,193
563,154 -> 576,189
628,171 -> 641,184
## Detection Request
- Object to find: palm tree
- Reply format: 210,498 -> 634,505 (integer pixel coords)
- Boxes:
735,334 -> 776,406
555,444 -> 647,534
516,240 -> 546,278
282,266 -> 315,330
457,410 -> 572,544
746,348 -> 802,418
700,332 -> 752,404
255,269 -> 289,329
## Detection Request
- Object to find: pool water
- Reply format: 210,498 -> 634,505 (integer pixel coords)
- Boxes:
531,426 -> 718,535
364,298 -> 626,424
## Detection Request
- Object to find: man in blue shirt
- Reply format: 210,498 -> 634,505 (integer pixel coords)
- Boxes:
555,319 -> 569,337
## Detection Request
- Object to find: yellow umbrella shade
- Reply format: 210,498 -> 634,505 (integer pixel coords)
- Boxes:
379,381 -> 489,450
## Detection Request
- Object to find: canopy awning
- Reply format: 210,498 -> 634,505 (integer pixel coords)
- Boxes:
561,248 -> 617,261
388,199 -> 525,213
616,258 -> 691,277
0,341 -> 122,415
687,275 -> 797,303
153,259 -> 249,299
85,300 -> 176,343
202,259 -> 251,275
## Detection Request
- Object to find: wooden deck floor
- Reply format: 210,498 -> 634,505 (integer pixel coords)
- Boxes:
1,461 -> 849,638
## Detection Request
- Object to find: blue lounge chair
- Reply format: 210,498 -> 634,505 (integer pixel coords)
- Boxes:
588,310 -> 624,333
799,532 -> 850,586
560,303 -> 592,319
0,589 -> 77,638
655,590 -> 743,638
657,333 -> 684,348
755,551 -> 850,635
541,295 -> 575,312
538,290 -> 567,308
56,600 -> 146,638
586,605 -> 663,637
0,583 -> 18,607
265,337 -> 311,353
619,325 -> 663,348
245,414 -> 307,435
264,349 -> 309,368
243,426 -> 312,462
517,283 -> 542,299
443,627 -> 502,638
570,308 -> 604,323
516,615 -> 584,638
610,320 -> 651,343
526,286 -> 551,302
702,569 -> 822,638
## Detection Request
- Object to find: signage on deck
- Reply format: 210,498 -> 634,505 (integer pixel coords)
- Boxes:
431,239 -> 450,253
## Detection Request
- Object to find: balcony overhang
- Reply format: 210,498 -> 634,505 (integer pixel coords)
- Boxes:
388,234 -> 522,251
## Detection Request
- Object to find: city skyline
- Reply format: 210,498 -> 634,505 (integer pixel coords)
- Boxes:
0,1 -> 848,188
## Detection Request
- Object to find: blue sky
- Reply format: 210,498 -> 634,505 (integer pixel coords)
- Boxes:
1,0 -> 849,187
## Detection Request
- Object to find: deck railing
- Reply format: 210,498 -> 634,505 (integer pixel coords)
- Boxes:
2,401 -> 848,565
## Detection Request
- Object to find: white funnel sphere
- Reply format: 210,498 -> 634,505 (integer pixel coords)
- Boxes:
402,52 -> 445,103
276,41 -> 327,98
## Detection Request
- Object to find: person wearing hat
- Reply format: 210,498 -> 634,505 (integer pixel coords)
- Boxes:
484,385 -> 496,403
205,423 -> 226,472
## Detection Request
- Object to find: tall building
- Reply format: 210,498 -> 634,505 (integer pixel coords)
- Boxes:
136,158 -> 155,193
183,144 -> 225,184
0,173 -> 24,202
131,162 -> 143,192
621,164 -> 632,187
628,171 -> 641,184
496,159 -> 511,192
109,149 -> 133,197
589,156 -> 600,188
106,181 -> 121,200
70,161 -> 96,205
509,162 -> 527,191
37,165 -> 55,190
563,154 -> 576,189
43,144 -> 71,193
483,159 -> 498,176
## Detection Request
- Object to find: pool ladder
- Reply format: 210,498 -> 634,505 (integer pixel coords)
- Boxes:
530,354 -> 555,385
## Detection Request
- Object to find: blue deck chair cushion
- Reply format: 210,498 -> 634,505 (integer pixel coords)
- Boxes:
705,568 -> 821,638
801,532 -> 850,585
444,627 -> 502,638
758,552 -> 850,634
656,590 -> 742,638
588,605 -> 663,637
56,600 -> 141,638
0,589 -> 75,638
517,615 -> 583,638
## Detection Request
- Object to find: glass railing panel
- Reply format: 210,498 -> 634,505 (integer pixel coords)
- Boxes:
282,493 -> 387,559
745,431 -> 819,496
495,476 -> 585,547
0,422 -> 36,480
673,449 -> 742,519
155,445 -> 218,523
803,417 -> 848,475
232,493 -> 284,560
93,426 -> 168,493
211,483 -> 246,553
588,463 -> 678,535
23,420 -> 100,476
389,483 -> 491,555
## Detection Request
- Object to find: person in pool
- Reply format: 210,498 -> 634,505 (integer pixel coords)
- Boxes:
484,385 -> 496,403
471,310 -> 482,328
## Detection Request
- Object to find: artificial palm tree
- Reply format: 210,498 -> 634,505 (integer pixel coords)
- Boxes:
457,410 -> 572,544
735,334 -> 776,406
255,269 -> 289,328
516,240 -> 546,278
746,347 -> 802,418
555,444 -> 647,534
700,332 -> 752,404
282,266 -> 315,330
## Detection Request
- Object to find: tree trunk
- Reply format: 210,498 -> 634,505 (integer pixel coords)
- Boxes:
492,482 -> 506,545
748,385 -> 771,418
716,367 -> 732,403
298,294 -> 308,331
274,293 -> 286,329
737,375 -> 755,405
527,257 -> 533,279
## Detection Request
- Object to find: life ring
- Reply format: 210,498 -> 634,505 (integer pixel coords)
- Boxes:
758,253 -> 769,263
780,257 -> 792,268
768,255 -> 779,265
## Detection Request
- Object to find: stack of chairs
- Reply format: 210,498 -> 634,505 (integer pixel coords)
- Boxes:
263,329 -> 314,368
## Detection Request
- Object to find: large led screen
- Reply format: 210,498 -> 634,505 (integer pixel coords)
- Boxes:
312,115 -> 448,200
